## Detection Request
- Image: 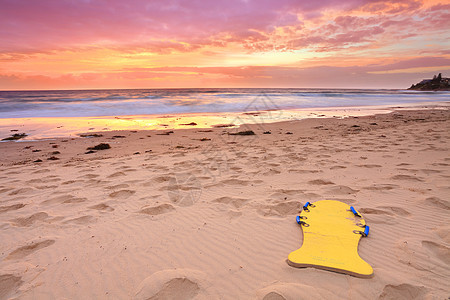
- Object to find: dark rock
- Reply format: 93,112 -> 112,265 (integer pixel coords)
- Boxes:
32,149 -> 41,152
51,151 -> 61,155
85,150 -> 96,154
156,131 -> 174,135
180,122 -> 197,126
213,124 -> 235,128
47,156 -> 59,160
34,159 -> 43,163
408,73 -> 450,91
87,143 -> 111,150
229,130 -> 255,136
263,131 -> 271,134
2,133 -> 27,141
79,133 -> 103,138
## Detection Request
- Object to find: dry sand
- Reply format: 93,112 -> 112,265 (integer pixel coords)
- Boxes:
0,108 -> 449,299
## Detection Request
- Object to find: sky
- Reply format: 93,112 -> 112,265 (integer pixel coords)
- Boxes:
0,0 -> 449,90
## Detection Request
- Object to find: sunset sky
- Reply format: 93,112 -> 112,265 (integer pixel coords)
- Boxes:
1,0 -> 449,90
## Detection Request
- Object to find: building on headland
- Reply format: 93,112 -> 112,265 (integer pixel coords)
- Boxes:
408,73 -> 449,91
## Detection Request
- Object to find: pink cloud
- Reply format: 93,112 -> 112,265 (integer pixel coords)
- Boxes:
0,0 -> 381,54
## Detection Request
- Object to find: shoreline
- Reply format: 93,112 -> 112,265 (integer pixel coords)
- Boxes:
0,106 -> 449,167
1,101 -> 449,141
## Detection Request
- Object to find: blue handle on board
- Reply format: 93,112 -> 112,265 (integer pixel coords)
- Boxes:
350,206 -> 361,217
303,202 -> 310,210
296,216 -> 301,224
364,226 -> 370,237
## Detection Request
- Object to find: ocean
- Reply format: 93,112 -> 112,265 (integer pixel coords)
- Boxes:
1,88 -> 449,118
0,88 -> 448,139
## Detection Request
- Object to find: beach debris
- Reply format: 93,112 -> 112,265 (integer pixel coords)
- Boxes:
229,130 -> 255,136
87,143 -> 111,150
198,130 -> 213,132
52,145 -> 59,148
51,151 -> 61,155
33,159 -> 43,163
263,131 -> 271,134
351,125 -> 360,128
200,138 -> 211,141
112,135 -> 126,139
85,150 -> 96,154
79,133 -> 103,138
180,122 -> 198,126
133,152 -> 140,155
2,133 -> 28,141
156,131 -> 174,135
286,132 -> 293,134
175,146 -> 185,148
47,156 -> 60,160
213,124 -> 235,128
62,140 -> 69,142
369,123 -> 378,125
32,149 -> 41,152
10,129 -> 19,132
23,146 -> 33,149
145,150 -> 152,153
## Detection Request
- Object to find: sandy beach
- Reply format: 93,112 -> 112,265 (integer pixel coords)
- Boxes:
0,107 -> 449,299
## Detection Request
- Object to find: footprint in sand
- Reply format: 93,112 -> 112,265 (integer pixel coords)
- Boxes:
421,241 -> 450,265
133,269 -> 214,300
41,194 -> 87,205
89,203 -> 115,212
0,203 -> 25,214
151,175 -> 173,183
109,190 -> 136,199
358,208 -> 399,224
138,203 -> 175,216
64,215 -> 96,225
363,184 -> 399,191
7,239 -> 55,260
0,188 -> 14,194
425,197 -> 450,210
258,201 -> 302,217
379,284 -> 428,300
107,171 -> 126,178
357,164 -> 382,168
213,196 -> 249,209
327,185 -> 359,195
330,165 -> 347,170
105,183 -> 130,190
377,206 -> 411,217
390,174 -> 423,182
0,274 -> 23,299
11,212 -> 49,227
359,208 -> 394,216
308,179 -> 334,185
8,188 -> 34,196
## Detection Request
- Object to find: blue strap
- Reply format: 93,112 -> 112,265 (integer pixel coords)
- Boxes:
364,226 -> 370,237
350,206 -> 361,217
303,202 -> 310,210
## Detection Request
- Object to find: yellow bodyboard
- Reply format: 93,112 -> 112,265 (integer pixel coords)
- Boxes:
287,200 -> 373,278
